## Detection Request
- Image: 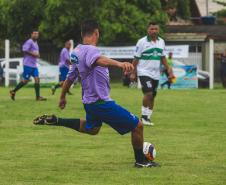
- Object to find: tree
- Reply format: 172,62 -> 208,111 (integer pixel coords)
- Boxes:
0,0 -> 45,42
0,0 -> 168,47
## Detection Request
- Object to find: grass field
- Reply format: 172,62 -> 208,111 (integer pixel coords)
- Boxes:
0,84 -> 226,185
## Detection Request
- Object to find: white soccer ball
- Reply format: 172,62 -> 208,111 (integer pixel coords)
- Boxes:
143,142 -> 156,161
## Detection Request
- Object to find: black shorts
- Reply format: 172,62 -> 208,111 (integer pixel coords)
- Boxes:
139,76 -> 159,97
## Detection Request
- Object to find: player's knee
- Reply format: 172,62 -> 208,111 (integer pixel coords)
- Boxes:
85,127 -> 100,135
134,120 -> 143,131
145,91 -> 154,99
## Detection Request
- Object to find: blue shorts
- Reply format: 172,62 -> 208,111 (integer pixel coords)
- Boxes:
84,101 -> 139,135
23,66 -> 39,80
59,66 -> 69,82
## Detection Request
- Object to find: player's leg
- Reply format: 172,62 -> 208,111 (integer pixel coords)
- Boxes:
139,76 -> 158,126
33,68 -> 46,101
57,117 -> 100,135
131,121 -> 145,166
52,67 -> 72,95
92,101 -> 159,167
33,114 -> 101,135
10,66 -> 30,100
52,81 -> 63,95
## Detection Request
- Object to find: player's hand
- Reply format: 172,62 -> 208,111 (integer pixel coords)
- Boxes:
130,72 -> 137,82
59,97 -> 67,109
121,62 -> 134,75
32,52 -> 40,58
168,68 -> 174,79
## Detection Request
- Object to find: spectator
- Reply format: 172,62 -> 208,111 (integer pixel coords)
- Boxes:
161,52 -> 174,89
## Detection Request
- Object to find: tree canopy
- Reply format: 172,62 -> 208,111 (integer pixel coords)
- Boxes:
0,0 -> 190,47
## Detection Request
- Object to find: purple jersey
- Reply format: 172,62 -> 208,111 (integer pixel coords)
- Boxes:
69,44 -> 110,104
59,48 -> 70,68
22,39 -> 39,68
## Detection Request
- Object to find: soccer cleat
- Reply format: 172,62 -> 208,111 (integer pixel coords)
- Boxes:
33,114 -> 58,125
134,161 -> 160,168
51,86 -> 56,95
10,90 -> 16,101
36,96 -> 47,101
141,118 -> 154,126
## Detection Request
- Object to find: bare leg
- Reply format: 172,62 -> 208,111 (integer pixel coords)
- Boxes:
143,92 -> 154,109
131,121 -> 145,163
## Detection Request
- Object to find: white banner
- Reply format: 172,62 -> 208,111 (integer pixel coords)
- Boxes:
98,45 -> 188,59
38,66 -> 59,83
165,45 -> 189,58
98,46 -> 135,59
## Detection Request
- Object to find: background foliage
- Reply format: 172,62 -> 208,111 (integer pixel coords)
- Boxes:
0,0 -> 192,47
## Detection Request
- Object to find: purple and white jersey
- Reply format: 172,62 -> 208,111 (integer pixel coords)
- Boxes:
69,44 -> 110,104
22,39 -> 39,68
59,48 -> 70,68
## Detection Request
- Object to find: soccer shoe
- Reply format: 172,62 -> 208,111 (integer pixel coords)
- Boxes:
36,96 -> 47,101
51,86 -> 56,95
10,90 -> 16,101
134,161 -> 160,168
141,118 -> 154,126
33,114 -> 58,125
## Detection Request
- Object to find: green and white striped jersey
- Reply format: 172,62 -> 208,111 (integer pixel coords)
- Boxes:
134,36 -> 166,80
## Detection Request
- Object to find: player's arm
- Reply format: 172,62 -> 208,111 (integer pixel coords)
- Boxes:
161,56 -> 173,78
130,39 -> 142,81
24,51 -> 40,58
96,56 -> 134,74
22,41 -> 40,58
65,51 -> 71,65
59,79 -> 73,109
130,58 -> 139,81
59,64 -> 78,109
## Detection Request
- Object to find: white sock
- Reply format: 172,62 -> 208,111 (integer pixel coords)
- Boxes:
142,106 -> 153,120
147,109 -> 153,119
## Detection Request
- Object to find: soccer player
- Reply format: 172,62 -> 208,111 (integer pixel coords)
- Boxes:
33,20 -> 159,168
130,22 -> 173,126
161,52 -> 174,89
10,30 -> 46,101
51,41 -> 72,95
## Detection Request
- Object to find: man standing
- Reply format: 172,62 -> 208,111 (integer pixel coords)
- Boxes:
10,30 -> 46,101
131,22 -> 173,126
51,41 -> 72,95
33,20 -> 159,168
161,52 -> 174,89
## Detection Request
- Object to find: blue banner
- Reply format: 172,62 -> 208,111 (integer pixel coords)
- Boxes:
160,65 -> 198,89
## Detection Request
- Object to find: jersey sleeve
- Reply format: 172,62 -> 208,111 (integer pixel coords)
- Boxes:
162,40 -> 167,57
63,49 -> 70,61
22,40 -> 31,52
134,39 -> 143,59
85,46 -> 101,68
66,63 -> 79,82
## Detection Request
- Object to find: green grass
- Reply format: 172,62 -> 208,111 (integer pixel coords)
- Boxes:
0,84 -> 226,185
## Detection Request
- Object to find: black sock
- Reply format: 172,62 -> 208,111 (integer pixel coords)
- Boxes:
57,118 -> 80,132
34,83 -> 40,98
54,83 -> 61,89
13,82 -> 25,92
141,115 -> 148,120
134,148 -> 145,163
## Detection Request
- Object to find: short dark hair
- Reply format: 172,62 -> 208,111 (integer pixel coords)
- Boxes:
148,22 -> 158,26
31,30 -> 39,34
81,19 -> 99,37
